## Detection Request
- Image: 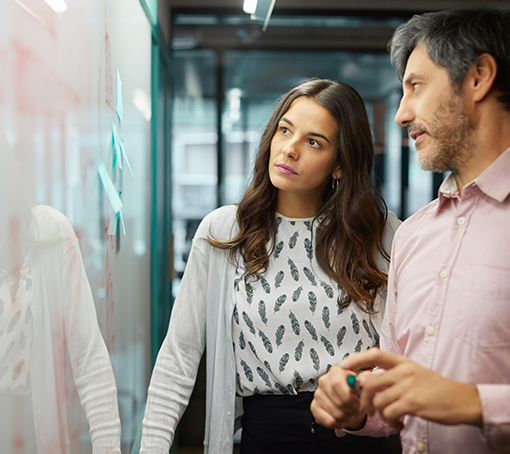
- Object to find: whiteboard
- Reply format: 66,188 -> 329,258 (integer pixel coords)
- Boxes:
0,0 -> 152,451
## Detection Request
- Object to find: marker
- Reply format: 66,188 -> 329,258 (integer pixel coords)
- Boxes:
346,374 -> 361,395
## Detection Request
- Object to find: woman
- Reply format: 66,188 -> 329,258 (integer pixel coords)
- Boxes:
140,79 -> 401,454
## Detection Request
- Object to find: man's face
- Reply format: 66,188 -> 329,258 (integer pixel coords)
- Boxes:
394,44 -> 474,174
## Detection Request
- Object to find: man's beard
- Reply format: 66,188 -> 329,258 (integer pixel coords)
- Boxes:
413,93 -> 475,174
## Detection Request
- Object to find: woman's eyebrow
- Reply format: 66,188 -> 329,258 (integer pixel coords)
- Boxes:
279,117 -> 331,144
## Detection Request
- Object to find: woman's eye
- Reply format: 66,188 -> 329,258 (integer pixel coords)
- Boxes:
281,126 -> 289,134
309,139 -> 320,148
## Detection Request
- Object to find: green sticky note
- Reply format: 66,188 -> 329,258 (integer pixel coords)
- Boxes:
97,161 -> 123,214
112,122 -> 121,172
119,136 -> 134,179
116,68 -> 123,125
119,210 -> 126,235
108,210 -> 126,236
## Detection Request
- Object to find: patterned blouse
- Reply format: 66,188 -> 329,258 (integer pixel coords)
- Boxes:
232,213 -> 378,396
0,266 -> 33,394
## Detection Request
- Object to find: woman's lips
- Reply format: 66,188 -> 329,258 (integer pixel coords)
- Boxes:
276,164 -> 298,175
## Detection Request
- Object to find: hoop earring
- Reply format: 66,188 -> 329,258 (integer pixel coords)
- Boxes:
332,178 -> 339,191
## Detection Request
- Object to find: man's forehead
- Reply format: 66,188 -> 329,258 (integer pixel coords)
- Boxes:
403,44 -> 445,81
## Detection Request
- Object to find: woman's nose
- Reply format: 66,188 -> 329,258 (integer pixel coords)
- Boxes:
282,140 -> 299,159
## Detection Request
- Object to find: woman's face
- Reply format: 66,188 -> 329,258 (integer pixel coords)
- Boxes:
269,96 -> 341,213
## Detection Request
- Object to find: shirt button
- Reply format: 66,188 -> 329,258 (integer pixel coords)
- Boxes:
439,269 -> 448,279
417,442 -> 426,451
457,217 -> 466,225
427,326 -> 436,336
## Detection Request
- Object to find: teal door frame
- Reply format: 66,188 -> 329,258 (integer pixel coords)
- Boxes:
150,26 -> 174,366
138,0 -> 174,367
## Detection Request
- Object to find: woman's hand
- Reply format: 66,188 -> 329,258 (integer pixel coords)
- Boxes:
311,365 -> 368,430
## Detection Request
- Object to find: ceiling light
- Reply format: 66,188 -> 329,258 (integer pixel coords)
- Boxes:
244,0 -> 276,31
243,0 -> 257,15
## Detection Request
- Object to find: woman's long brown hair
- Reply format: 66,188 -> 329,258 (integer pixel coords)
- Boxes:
209,79 -> 389,313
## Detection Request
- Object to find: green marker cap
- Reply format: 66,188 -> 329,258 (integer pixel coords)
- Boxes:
346,375 -> 357,388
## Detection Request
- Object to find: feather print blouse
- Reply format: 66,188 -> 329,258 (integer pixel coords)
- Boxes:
232,213 -> 379,396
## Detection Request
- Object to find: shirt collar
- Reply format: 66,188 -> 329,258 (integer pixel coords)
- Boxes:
476,146 -> 510,202
438,146 -> 510,206
437,174 -> 459,208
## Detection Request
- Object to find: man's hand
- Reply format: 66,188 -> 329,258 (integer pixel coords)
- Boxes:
340,348 -> 483,430
311,365 -> 368,430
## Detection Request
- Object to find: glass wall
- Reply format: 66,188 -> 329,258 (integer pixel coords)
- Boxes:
171,50 -> 218,289
0,1 -> 152,452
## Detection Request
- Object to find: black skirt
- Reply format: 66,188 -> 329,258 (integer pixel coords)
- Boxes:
240,393 -> 401,454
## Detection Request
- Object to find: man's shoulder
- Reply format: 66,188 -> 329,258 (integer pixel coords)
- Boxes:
396,198 -> 440,239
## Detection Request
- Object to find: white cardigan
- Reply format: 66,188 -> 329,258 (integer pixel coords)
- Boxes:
140,205 -> 400,454
27,205 -> 121,453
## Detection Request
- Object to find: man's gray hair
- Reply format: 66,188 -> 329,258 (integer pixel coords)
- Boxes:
388,8 -> 510,111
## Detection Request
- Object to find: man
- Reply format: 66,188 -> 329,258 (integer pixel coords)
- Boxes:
311,7 -> 510,454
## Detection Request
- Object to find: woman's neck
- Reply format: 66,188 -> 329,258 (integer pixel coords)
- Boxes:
276,192 -> 319,219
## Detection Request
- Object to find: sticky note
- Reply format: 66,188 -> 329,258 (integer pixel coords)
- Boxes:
108,210 -> 126,236
119,210 -> 126,235
119,136 -> 134,179
97,161 -> 123,214
112,122 -> 121,172
116,69 -> 123,125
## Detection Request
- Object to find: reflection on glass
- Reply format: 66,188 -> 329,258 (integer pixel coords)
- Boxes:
0,132 -> 121,453
0,0 -> 152,451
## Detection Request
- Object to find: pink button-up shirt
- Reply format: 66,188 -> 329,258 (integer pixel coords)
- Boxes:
361,148 -> 510,453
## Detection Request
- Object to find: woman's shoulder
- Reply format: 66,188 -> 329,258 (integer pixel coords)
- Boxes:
380,210 -> 402,256
195,205 -> 239,241
30,204 -> 75,243
385,211 -> 402,235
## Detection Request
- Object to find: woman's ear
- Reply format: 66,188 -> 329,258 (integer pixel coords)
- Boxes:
332,167 -> 342,180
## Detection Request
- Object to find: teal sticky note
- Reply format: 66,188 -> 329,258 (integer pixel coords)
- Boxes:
119,137 -> 134,179
97,161 -> 123,214
112,122 -> 121,172
119,210 -> 126,235
116,69 -> 123,125
108,210 -> 126,236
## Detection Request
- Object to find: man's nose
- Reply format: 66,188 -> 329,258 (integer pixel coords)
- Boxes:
394,95 -> 414,127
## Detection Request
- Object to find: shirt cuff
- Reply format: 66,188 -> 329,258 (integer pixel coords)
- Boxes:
336,412 -> 397,438
477,384 -> 510,452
